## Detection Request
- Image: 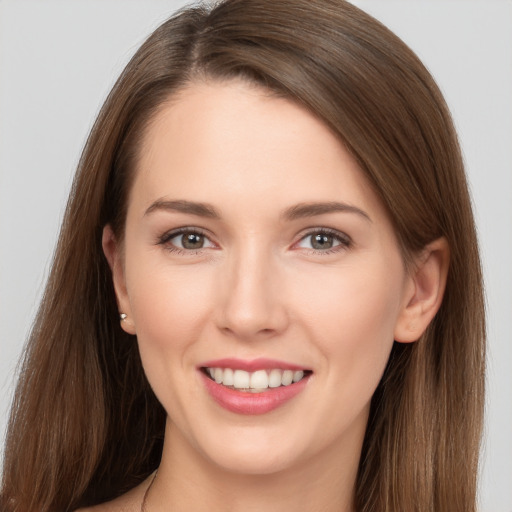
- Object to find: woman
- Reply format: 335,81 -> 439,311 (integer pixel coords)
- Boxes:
0,0 -> 485,511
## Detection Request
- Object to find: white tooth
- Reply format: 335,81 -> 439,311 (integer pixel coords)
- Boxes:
208,367 -> 215,379
233,370 -> 250,389
214,368 -> 223,384
293,370 -> 304,383
222,368 -> 234,386
281,370 -> 293,386
268,369 -> 283,388
250,370 -> 269,389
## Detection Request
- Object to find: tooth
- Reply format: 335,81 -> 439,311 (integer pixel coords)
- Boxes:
233,370 -> 250,389
223,368 -> 234,386
208,366 -> 305,388
250,370 -> 269,389
293,370 -> 304,383
281,370 -> 293,386
214,368 -> 223,384
268,369 -> 283,388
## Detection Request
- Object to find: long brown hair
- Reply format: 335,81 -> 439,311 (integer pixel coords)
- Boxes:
1,1 -> 485,510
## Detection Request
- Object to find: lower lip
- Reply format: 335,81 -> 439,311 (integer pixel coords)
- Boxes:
200,371 -> 310,415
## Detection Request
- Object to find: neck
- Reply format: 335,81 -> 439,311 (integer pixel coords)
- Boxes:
146,419 -> 363,512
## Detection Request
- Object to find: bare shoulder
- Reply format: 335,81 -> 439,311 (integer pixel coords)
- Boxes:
75,474 -> 153,512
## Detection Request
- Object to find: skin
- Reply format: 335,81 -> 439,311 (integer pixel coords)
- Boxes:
95,80 -> 449,512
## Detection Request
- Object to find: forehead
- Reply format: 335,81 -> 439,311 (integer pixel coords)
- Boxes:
130,80 -> 386,222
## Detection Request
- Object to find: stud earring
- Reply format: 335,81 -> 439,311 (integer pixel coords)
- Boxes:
120,313 -> 127,321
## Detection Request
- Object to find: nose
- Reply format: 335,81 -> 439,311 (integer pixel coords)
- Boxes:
215,243 -> 289,340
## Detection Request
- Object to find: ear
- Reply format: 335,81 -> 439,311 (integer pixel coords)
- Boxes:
102,224 -> 136,335
394,237 -> 450,343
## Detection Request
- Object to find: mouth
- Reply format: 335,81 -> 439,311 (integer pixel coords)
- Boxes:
201,367 -> 312,393
199,359 -> 312,415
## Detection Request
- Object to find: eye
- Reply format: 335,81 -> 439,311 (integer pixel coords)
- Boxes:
159,228 -> 215,252
296,229 -> 350,252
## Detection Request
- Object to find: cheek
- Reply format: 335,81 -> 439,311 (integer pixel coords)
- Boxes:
292,257 -> 404,398
124,249 -> 216,370
296,257 -> 402,338
124,255 -> 221,422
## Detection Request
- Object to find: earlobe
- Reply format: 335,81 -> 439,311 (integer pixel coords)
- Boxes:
102,225 -> 136,335
394,237 -> 450,343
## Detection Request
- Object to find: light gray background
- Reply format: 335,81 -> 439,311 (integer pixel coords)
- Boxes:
0,1 -> 510,510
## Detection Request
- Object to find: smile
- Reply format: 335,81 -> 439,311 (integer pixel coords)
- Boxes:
203,367 -> 310,392
199,359 -> 312,415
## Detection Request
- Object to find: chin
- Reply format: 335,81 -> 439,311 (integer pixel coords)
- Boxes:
194,426 -> 306,476
208,448 -> 297,477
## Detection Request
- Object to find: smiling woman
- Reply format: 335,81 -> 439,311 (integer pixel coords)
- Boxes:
0,1 -> 484,512
103,82 -> 430,496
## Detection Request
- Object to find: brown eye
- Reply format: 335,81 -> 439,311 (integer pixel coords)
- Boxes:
311,233 -> 335,250
296,229 -> 350,252
161,229 -> 215,252
181,233 -> 205,249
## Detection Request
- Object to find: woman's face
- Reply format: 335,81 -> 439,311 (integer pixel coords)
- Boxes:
110,80 -> 415,476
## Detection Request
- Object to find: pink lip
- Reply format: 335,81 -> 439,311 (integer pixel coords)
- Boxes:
199,357 -> 309,372
199,369 -> 311,416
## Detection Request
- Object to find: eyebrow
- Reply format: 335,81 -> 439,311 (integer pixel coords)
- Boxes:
282,201 -> 372,222
144,199 -> 371,222
144,199 -> 221,218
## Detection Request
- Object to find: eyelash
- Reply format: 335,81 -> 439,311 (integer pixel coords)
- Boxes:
295,227 -> 352,255
157,227 -> 214,255
157,227 -> 352,255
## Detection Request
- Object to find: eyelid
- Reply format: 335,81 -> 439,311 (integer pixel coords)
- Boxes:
292,227 -> 352,251
156,226 -> 351,254
157,226 -> 218,251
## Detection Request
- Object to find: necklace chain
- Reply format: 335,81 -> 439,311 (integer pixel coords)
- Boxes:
140,470 -> 158,512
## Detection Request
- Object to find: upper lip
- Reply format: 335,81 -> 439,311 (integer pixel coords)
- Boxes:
199,357 -> 311,372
